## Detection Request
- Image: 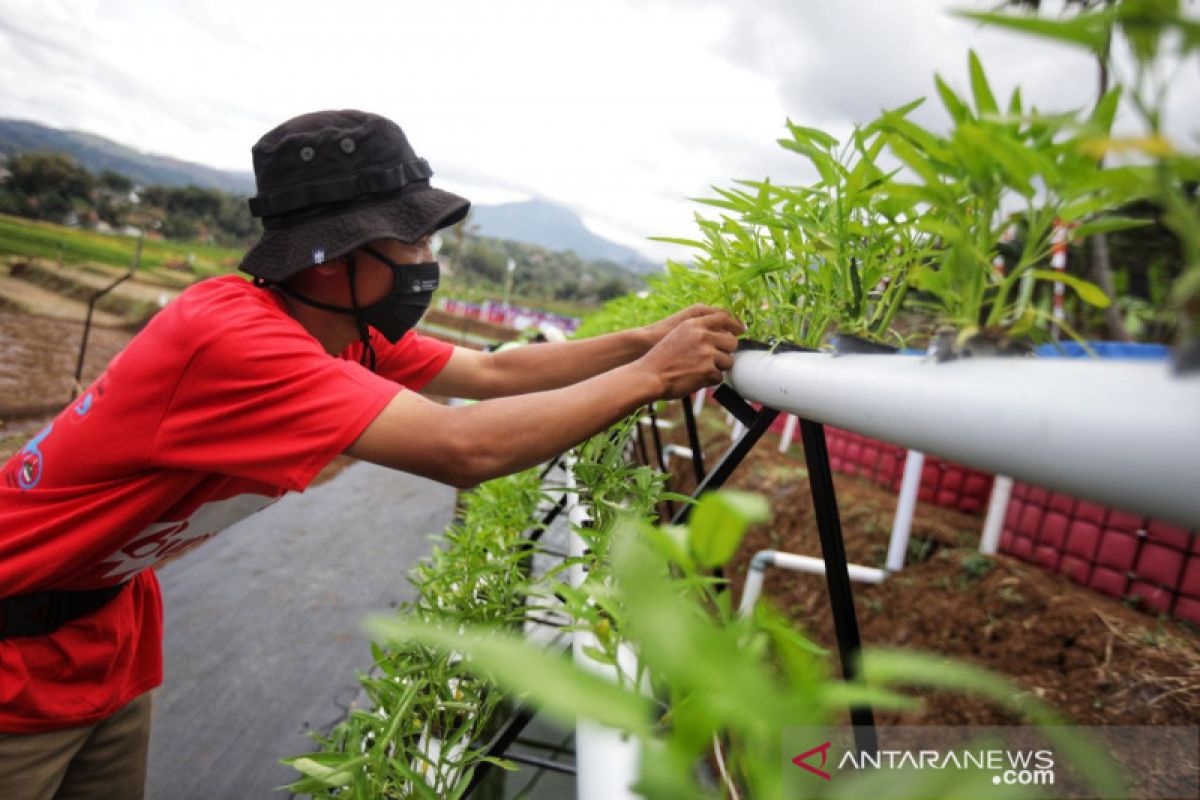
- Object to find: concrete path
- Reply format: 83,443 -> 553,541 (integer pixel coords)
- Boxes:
147,462 -> 457,800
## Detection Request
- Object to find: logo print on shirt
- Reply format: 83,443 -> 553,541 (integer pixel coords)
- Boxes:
15,423 -> 53,491
96,493 -> 279,581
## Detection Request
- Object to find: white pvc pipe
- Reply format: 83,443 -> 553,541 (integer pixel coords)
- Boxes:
561,459 -> 640,800
662,443 -> 693,468
980,475 -> 1014,556
728,351 -> 1200,528
886,450 -> 925,573
739,550 -> 886,617
692,389 -> 706,417
778,414 -> 798,453
573,635 -> 642,800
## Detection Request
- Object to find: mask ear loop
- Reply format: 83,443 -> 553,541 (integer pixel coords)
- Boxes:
345,253 -> 377,372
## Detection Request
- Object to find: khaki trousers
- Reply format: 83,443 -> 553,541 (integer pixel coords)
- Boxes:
0,692 -> 152,800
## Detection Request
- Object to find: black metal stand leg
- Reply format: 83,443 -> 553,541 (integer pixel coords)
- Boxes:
671,387 -> 779,527
645,405 -> 676,520
462,702 -> 537,797
525,494 -> 569,545
681,395 -> 706,484
538,454 -> 563,482
798,419 -> 877,753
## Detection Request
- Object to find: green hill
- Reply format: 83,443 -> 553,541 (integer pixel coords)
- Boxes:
0,118 -> 255,195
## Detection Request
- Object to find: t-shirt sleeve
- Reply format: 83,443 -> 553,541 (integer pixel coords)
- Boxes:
342,329 -> 454,391
151,308 -> 402,492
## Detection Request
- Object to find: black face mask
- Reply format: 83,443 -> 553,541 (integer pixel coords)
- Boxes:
264,244 -> 439,371
354,245 -> 439,343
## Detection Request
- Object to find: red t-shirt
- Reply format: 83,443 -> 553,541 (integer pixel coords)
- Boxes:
0,275 -> 453,733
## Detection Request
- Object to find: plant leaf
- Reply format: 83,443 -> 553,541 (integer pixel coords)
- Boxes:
955,10 -> 1112,52
688,491 -> 770,569
1072,216 -> 1152,239
364,617 -> 653,734
967,50 -> 999,117
934,74 -> 971,124
1028,269 -> 1111,308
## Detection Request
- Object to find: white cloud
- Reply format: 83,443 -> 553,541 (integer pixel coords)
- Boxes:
0,0 -> 1195,262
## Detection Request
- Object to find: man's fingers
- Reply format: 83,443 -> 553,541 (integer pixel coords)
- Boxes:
714,351 -> 734,372
695,310 -> 745,336
711,331 -> 738,354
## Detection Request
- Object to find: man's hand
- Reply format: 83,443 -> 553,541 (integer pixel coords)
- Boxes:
640,305 -> 737,352
350,307 -> 745,488
636,309 -> 743,399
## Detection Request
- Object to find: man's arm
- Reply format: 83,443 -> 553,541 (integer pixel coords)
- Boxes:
421,305 -> 724,399
347,310 -> 740,487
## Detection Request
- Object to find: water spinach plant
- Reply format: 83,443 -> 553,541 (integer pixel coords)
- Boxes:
369,491 -> 1124,799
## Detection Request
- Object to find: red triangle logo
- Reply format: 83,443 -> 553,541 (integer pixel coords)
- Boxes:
792,741 -> 832,781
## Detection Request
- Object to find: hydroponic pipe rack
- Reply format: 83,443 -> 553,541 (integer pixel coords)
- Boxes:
727,350 -> 1200,529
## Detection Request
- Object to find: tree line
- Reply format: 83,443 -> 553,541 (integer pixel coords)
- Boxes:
0,150 -> 642,305
0,151 -> 258,246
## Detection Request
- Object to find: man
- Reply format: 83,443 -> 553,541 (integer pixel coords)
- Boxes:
0,109 -> 740,798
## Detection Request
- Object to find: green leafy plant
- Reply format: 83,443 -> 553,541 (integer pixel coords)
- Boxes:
870,50 -> 1138,344
367,491 -> 1124,799
961,0 -> 1200,349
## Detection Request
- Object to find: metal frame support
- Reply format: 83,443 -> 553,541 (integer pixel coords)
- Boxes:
644,404 -> 676,520
670,384 -> 779,526
798,418 -> 878,753
681,393 -> 707,484
672,381 -> 877,754
462,703 -> 537,796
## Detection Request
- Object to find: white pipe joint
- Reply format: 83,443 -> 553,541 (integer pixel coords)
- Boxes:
739,549 -> 886,617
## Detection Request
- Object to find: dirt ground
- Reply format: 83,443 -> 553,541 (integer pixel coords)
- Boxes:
651,406 -> 1200,730
0,311 -> 133,461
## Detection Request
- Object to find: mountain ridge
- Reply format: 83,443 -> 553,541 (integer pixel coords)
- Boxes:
468,199 -> 657,273
0,118 -> 658,273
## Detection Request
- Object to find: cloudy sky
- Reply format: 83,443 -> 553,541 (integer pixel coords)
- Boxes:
1,0 -> 1195,261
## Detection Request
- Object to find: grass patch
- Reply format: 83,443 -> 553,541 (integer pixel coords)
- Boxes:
0,214 -> 244,276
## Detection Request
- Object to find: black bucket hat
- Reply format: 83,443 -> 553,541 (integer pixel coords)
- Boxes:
239,109 -> 470,282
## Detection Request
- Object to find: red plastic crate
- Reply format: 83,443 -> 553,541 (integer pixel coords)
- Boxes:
1048,492 -> 1076,515
1107,510 -> 1145,533
878,453 -> 900,483
1059,555 -> 1091,585
1039,512 -> 1069,549
1182,556 -> 1200,599
1095,529 -> 1137,572
942,468 -> 964,491
959,495 -> 985,514
1172,596 -> 1200,626
1128,581 -> 1173,615
1074,500 -> 1108,525
1089,566 -> 1128,598
1034,544 -> 1061,571
1146,521 -> 1191,551
1135,543 -> 1186,588
1009,533 -> 1034,561
1064,520 -> 1101,559
1000,530 -> 1015,552
1018,504 -> 1043,538
964,474 -> 991,499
